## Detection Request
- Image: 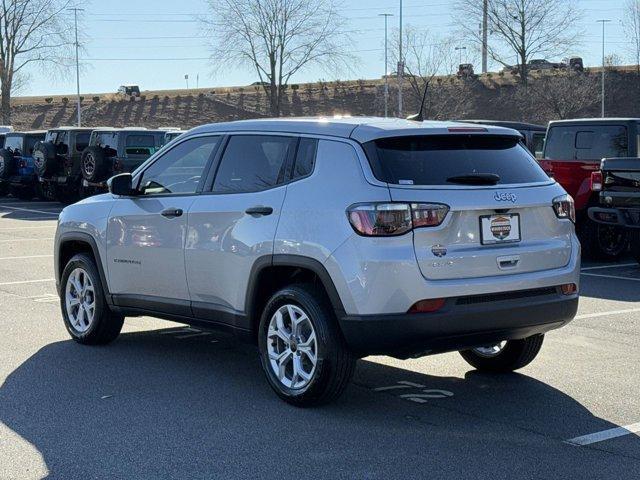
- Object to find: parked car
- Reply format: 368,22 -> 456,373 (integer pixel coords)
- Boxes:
80,128 -> 167,196
528,59 -> 557,71
458,120 -> 546,157
560,57 -> 584,72
540,118 -> 639,259
55,117 -> 579,406
456,63 -> 475,78
117,85 -> 141,97
588,157 -> 640,263
34,127 -> 94,203
0,131 -> 46,199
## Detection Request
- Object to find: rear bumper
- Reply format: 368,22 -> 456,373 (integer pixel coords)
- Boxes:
339,289 -> 578,358
9,174 -> 37,186
588,206 -> 640,229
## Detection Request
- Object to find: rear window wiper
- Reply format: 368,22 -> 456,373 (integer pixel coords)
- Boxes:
446,173 -> 500,185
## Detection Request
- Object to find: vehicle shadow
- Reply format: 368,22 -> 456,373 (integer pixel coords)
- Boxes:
0,330 -> 637,479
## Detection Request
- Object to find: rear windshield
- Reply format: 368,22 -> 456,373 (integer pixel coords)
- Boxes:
544,125 -> 628,161
364,135 -> 550,186
125,134 -> 156,156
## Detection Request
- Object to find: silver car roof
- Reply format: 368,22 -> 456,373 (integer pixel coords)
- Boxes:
188,117 -> 520,143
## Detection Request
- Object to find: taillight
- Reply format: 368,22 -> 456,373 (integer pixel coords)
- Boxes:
347,203 -> 449,236
552,194 -> 575,223
591,171 -> 603,192
18,160 -> 26,168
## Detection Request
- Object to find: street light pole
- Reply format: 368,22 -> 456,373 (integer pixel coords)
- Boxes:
597,19 -> 611,118
398,0 -> 403,118
379,13 -> 393,117
455,46 -> 467,66
69,8 -> 84,127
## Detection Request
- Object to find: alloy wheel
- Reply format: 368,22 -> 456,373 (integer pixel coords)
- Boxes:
65,267 -> 96,333
472,341 -> 507,358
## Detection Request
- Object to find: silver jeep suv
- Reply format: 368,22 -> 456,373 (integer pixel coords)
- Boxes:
55,118 -> 580,406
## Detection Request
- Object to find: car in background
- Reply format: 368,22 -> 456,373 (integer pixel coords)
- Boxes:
456,64 -> 475,78
540,118 -> 639,259
117,85 -> 141,97
560,57 -> 584,72
80,128 -> 167,196
34,127 -> 94,203
163,130 -> 185,145
0,131 -> 46,199
588,157 -> 640,264
458,120 -> 546,158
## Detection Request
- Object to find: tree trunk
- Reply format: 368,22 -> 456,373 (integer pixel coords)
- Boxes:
269,82 -> 279,117
1,80 -> 11,125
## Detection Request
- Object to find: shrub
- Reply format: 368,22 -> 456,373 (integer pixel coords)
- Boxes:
291,84 -> 299,90
92,96 -> 100,103
61,97 -> 69,104
45,97 -> 53,104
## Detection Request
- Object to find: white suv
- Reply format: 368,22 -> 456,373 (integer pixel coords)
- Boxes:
55,118 -> 580,406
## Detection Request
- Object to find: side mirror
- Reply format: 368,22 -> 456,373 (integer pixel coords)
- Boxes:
108,173 -> 134,196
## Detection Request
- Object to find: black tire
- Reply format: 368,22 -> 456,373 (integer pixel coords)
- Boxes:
80,146 -> 107,182
630,229 -> 640,265
578,217 -> 629,261
460,334 -> 545,372
33,141 -> 58,177
0,149 -> 15,180
60,253 -> 124,345
258,284 -> 356,407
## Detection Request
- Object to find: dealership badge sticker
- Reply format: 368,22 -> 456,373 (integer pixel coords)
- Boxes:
431,244 -> 447,257
490,216 -> 512,240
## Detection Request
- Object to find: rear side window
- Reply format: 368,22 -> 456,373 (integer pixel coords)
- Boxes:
364,135 -> 549,186
213,135 -> 295,193
532,133 -> 545,159
292,138 -> 317,179
544,125 -> 628,160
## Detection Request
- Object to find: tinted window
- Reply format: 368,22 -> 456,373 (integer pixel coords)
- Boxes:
125,134 -> 156,156
4,135 -> 23,154
139,136 -> 220,195
75,132 -> 90,152
213,135 -> 295,193
532,133 -> 545,159
94,132 -> 118,157
365,135 -> 550,185
544,125 -> 628,161
293,138 -> 317,179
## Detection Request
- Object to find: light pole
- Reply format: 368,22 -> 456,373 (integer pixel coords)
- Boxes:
379,13 -> 393,117
68,8 -> 84,127
597,19 -> 611,118
398,0 -> 403,118
455,46 -> 467,66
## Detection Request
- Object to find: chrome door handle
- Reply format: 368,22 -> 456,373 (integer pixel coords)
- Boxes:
161,208 -> 183,218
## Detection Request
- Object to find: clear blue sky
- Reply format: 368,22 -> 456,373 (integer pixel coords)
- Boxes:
21,0 -> 630,96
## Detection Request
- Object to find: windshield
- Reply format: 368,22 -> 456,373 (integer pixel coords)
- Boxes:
364,135 -> 550,186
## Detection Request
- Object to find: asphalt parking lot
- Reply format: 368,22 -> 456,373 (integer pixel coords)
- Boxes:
0,197 -> 639,479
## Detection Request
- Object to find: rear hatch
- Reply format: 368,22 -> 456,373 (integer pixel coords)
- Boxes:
541,124 -> 630,209
364,134 -> 573,281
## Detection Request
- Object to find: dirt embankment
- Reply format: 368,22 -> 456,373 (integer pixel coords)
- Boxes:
8,69 -> 640,131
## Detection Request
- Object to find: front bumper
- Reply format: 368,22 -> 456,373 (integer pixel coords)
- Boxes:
588,206 -> 640,229
339,288 -> 578,358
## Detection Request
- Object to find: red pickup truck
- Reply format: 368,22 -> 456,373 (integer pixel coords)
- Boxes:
540,119 -> 639,259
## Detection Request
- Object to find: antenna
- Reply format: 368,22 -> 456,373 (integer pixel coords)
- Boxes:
406,81 -> 429,121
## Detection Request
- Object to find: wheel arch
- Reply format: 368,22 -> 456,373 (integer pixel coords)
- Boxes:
245,255 -> 346,341
56,232 -> 111,301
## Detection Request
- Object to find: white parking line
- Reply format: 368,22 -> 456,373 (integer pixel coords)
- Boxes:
0,254 -> 53,260
581,263 -> 637,271
565,422 -> 640,446
0,238 -> 54,243
581,272 -> 640,282
0,278 -> 54,286
575,307 -> 640,320
0,206 -> 60,215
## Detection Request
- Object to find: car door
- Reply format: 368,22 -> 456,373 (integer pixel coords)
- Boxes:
107,135 -> 221,315
185,134 -> 297,328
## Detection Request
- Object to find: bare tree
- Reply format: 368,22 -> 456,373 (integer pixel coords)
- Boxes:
0,0 -> 77,123
454,0 -> 582,83
623,0 -> 640,74
390,27 -> 455,118
525,73 -> 599,121
202,0 -> 352,117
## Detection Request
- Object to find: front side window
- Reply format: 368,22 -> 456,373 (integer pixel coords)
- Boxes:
213,135 -> 295,193
138,136 -> 220,195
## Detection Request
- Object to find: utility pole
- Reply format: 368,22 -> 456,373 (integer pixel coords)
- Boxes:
379,13 -> 393,117
398,0 -> 403,118
597,19 -> 611,117
482,0 -> 488,73
69,8 -> 83,127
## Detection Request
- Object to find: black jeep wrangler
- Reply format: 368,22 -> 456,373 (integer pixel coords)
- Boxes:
80,128 -> 167,195
0,131 -> 46,199
33,127 -> 94,203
